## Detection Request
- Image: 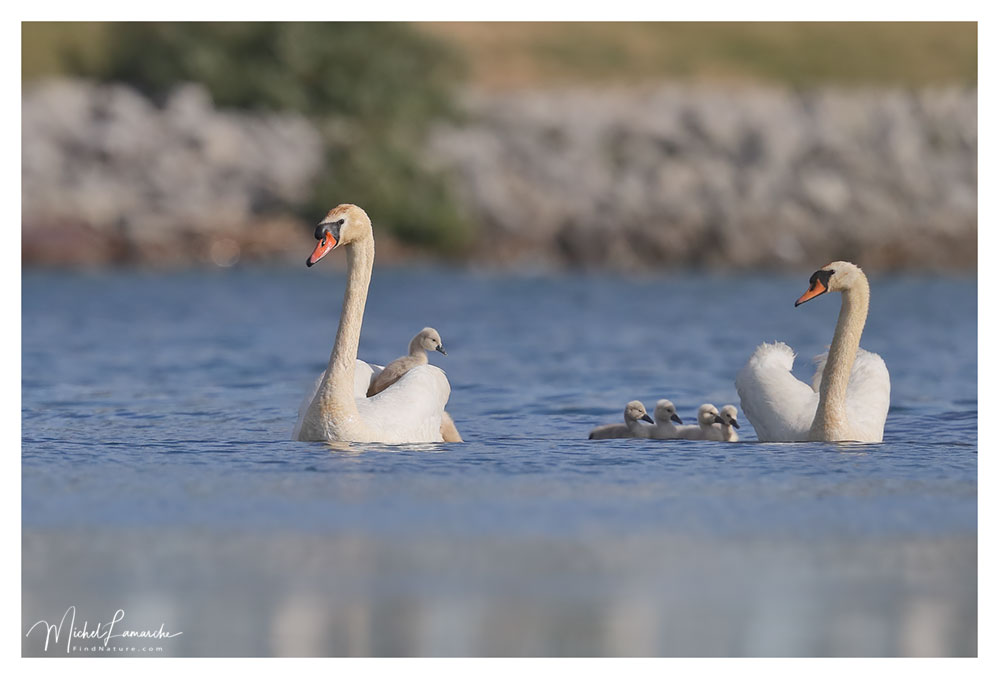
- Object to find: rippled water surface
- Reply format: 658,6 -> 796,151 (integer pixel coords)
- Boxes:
22,268 -> 977,656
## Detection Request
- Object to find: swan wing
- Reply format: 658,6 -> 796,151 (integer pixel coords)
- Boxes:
292,359 -> 383,439
355,360 -> 383,399
736,342 -> 819,441
356,364 -> 451,443
812,348 -> 891,441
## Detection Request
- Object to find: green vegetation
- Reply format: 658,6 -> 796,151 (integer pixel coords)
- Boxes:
23,22 -> 473,252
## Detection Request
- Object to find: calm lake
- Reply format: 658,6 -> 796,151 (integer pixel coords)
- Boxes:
21,267 -> 977,656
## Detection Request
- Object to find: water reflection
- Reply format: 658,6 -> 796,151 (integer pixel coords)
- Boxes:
22,530 -> 976,656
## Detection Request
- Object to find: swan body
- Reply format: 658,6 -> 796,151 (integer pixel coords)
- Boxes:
650,399 -> 684,439
717,405 -> 740,442
589,401 -> 655,439
675,404 -> 724,440
294,205 -> 451,443
736,261 -> 890,442
364,327 -> 464,443
293,359 -> 382,439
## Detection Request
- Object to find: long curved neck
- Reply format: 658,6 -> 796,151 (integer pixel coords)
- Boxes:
408,337 -> 427,359
811,274 -> 869,438
318,237 -> 375,414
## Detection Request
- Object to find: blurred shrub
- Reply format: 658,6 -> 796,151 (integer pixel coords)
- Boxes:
66,22 -> 473,253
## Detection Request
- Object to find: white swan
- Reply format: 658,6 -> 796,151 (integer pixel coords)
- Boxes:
293,205 -> 451,443
735,261 -> 890,442
365,327 -> 463,443
675,404 -> 724,440
716,405 -> 740,442
589,401 -> 655,439
650,399 -> 684,439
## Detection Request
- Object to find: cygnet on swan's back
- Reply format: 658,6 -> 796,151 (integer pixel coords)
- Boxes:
367,327 -> 447,397
366,327 -> 463,442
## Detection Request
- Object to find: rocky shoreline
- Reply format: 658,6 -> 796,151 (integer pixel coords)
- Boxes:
23,79 -> 976,270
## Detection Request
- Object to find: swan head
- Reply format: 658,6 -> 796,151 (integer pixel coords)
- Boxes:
624,401 -> 654,425
795,261 -> 863,306
697,404 -> 723,427
413,327 -> 446,355
653,399 -> 683,424
719,404 -> 740,429
307,204 -> 373,267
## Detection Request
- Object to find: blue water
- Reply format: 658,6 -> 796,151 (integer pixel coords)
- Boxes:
21,268 -> 977,656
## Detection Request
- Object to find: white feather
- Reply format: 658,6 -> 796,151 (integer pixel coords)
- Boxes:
736,342 -> 819,441
811,348 -> 891,442
293,359 -> 382,440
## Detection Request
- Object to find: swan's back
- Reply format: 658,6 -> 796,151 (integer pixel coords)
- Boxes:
367,354 -> 424,397
811,348 -> 891,442
736,342 -> 818,441
357,364 -> 451,443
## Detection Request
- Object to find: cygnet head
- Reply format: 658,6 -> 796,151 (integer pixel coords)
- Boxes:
718,404 -> 740,429
653,399 -> 683,424
795,261 -> 864,306
697,404 -> 723,427
624,401 -> 654,424
307,204 -> 373,267
412,327 -> 446,355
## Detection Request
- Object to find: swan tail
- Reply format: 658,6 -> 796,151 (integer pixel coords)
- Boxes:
736,342 -> 817,442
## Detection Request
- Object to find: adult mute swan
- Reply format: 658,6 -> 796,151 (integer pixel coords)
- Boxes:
293,204 -> 451,443
717,405 -> 740,442
735,261 -> 890,442
650,399 -> 684,439
589,401 -> 655,439
366,327 -> 464,442
676,404 -> 724,440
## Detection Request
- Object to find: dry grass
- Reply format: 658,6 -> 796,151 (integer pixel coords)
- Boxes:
416,22 -> 977,89
24,22 -> 976,90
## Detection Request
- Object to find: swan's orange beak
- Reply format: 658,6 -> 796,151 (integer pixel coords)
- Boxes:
306,233 -> 338,267
795,279 -> 827,307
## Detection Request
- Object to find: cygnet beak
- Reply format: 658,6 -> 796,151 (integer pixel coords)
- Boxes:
714,415 -> 725,424
436,345 -> 447,355
731,419 -> 741,429
671,413 -> 683,424
641,413 -> 654,424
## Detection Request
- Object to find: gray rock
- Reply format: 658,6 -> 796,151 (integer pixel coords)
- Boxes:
22,79 -> 323,266
430,84 -> 977,270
